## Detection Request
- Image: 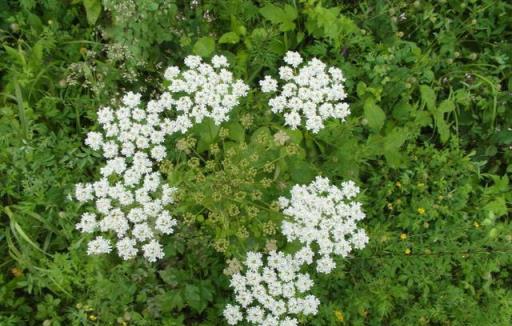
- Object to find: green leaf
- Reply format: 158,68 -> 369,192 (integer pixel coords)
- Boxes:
383,128 -> 408,166
158,268 -> 179,286
419,85 -> 436,112
193,37 -> 215,57
288,160 -> 315,183
283,5 -> 298,20
195,118 -> 220,152
438,99 -> 455,113
219,32 -> 240,44
392,100 -> 414,121
285,129 -> 303,144
226,122 -> 245,142
364,98 -> 386,132
484,197 -> 507,218
250,127 -> 271,144
435,112 -> 450,143
259,4 -> 297,32
260,4 -> 284,24
184,285 -> 203,312
83,0 -> 101,25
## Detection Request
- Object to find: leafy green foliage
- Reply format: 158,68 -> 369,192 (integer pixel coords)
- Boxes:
0,0 -> 511,325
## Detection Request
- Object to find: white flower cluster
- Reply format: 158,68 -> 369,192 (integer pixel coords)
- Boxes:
75,55 -> 247,261
164,55 -> 249,129
279,176 -> 368,274
259,51 -> 350,133
224,248 -> 320,326
225,176 -> 368,325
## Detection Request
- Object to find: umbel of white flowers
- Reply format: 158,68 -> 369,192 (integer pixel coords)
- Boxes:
279,176 -> 368,274
224,176 -> 368,325
74,55 -> 249,261
259,51 -> 350,133
224,248 -> 319,326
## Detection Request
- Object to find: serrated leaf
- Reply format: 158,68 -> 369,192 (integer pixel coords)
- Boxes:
419,85 -> 436,112
260,4 -> 297,32
184,285 -> 204,312
193,37 -> 215,57
364,98 -> 386,132
435,112 -> 450,143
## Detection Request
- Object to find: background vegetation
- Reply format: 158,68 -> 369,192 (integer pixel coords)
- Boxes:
1,0 -> 511,325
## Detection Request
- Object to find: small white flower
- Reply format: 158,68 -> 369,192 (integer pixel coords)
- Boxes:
150,145 -> 166,161
75,183 -> 94,202
283,51 -> 303,67
184,55 -> 202,68
85,131 -> 103,150
142,239 -> 164,262
155,211 -> 177,235
164,66 -> 180,80
133,222 -> 154,242
122,91 -> 141,108
87,236 -> 112,255
260,76 -> 278,93
116,237 -> 138,260
224,304 -> 243,325
212,55 -> 229,68
76,212 -> 97,233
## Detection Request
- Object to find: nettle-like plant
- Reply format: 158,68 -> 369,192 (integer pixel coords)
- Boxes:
73,52 -> 368,325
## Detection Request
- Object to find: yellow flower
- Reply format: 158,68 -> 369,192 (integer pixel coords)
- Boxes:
88,315 -> 97,321
417,207 -> 425,215
400,233 -> 407,240
405,248 -> 412,255
334,309 -> 344,321
474,221 -> 480,228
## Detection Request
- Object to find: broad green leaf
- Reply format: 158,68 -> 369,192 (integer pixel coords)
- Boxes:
285,129 -> 303,144
158,268 -> 179,286
250,127 -> 271,144
225,121 -> 245,142
260,4 -> 285,24
392,100 -> 414,121
219,32 -> 240,44
184,285 -> 203,312
283,5 -> 298,21
195,118 -> 219,152
193,37 -> 215,57
288,159 -> 315,184
83,0 -> 101,25
364,98 -> 386,132
438,99 -> 455,113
